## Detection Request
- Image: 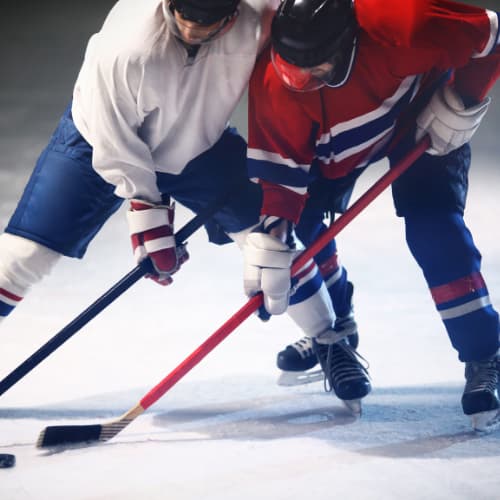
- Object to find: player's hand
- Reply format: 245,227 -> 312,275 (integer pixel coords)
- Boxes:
416,85 -> 490,155
126,199 -> 189,285
243,217 -> 296,318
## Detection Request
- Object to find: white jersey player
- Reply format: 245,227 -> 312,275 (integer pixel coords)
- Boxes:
0,0 -> 369,409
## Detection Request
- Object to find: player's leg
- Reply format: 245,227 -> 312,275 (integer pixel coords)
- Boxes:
0,105 -> 123,323
276,216 -> 359,374
276,171 -> 369,404
287,209 -> 369,411
162,129 -> 371,406
391,142 -> 499,429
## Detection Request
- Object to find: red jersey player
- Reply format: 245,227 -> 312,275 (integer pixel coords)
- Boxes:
244,0 -> 500,430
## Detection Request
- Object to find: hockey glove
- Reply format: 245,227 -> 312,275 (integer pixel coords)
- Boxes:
243,217 -> 297,319
126,199 -> 189,286
416,85 -> 490,156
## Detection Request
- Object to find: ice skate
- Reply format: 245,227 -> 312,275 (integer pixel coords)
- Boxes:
276,336 -> 324,386
313,338 -> 371,416
461,350 -> 500,432
276,315 -> 359,387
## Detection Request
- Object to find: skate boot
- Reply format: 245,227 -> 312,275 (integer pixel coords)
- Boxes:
461,350 -> 500,431
276,336 -> 323,386
276,315 -> 359,386
313,338 -> 371,415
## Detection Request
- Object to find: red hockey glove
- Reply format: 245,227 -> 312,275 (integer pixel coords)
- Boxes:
126,199 -> 189,286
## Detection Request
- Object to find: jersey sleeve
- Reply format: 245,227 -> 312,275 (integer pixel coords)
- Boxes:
247,49 -> 318,223
73,45 -> 162,203
356,0 -> 500,102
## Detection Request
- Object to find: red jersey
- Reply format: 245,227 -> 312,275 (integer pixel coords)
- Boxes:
248,0 -> 500,223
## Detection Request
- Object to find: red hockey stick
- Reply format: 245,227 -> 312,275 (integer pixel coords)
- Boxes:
37,136 -> 430,448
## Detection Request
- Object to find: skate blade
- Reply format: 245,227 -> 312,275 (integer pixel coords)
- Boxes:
471,409 -> 500,432
342,399 -> 362,417
277,370 -> 324,386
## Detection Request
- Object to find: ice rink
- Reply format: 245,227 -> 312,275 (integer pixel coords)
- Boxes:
1,1 -> 500,499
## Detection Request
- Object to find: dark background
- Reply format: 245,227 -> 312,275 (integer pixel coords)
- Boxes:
0,0 -> 498,193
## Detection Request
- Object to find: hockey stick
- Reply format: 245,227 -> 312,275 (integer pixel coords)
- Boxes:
36,136 -> 430,448
0,194 -> 231,397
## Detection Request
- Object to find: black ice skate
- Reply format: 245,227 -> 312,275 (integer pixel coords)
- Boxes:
461,350 -> 500,431
276,315 -> 359,387
277,278 -> 361,387
276,336 -> 324,386
313,338 -> 371,415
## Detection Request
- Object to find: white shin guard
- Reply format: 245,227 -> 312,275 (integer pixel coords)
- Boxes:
287,281 -> 335,337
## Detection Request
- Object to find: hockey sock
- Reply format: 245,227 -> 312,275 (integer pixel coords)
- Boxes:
288,247 -> 336,335
0,233 -> 60,321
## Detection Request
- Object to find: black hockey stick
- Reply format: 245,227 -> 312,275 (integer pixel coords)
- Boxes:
0,193 -> 231,397
36,136 -> 430,448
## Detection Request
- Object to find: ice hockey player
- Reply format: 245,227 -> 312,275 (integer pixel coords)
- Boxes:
0,0 -> 371,412
243,0 -> 500,430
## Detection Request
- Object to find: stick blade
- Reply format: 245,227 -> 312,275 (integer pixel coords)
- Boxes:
37,424 -> 103,448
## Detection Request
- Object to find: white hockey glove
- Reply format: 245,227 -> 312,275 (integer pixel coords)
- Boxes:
126,199 -> 189,286
243,217 -> 297,318
416,85 -> 490,156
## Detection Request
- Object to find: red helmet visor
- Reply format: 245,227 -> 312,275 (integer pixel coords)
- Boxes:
271,49 -> 328,92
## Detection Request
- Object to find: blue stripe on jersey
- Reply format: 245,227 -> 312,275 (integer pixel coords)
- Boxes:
248,157 -> 312,187
0,301 -> 15,316
315,76 -> 419,159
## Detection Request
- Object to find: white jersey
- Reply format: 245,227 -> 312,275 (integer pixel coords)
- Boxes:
72,0 -> 275,202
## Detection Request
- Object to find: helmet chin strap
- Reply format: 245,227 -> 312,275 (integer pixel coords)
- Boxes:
324,37 -> 357,88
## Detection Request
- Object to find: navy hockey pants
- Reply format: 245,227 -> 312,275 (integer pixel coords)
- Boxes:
389,141 -> 499,361
6,104 -> 261,258
303,141 -> 499,361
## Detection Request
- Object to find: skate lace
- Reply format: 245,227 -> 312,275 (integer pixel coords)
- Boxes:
291,337 -> 314,359
319,341 -> 370,393
464,357 -> 499,394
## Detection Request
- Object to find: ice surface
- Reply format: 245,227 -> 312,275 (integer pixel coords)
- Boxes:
1,1 -> 500,499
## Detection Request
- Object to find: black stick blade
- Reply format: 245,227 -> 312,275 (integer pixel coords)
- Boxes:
37,424 -> 102,448
0,453 -> 16,468
36,404 -> 144,448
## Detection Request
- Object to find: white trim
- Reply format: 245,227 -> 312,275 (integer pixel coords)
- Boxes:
126,208 -> 171,232
318,76 -> 418,141
247,148 -> 310,170
325,267 -> 343,288
438,296 -> 491,320
295,263 -> 318,287
144,236 -> 176,252
317,126 -> 394,164
472,10 -> 499,58
0,292 -> 20,307
276,183 -> 308,195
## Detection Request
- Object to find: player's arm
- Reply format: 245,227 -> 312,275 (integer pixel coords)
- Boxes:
358,0 -> 500,101
396,1 -> 500,154
243,49 -> 317,315
75,51 -> 187,285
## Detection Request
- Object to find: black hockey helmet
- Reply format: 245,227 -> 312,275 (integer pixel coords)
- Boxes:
169,0 -> 240,26
271,0 -> 358,91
